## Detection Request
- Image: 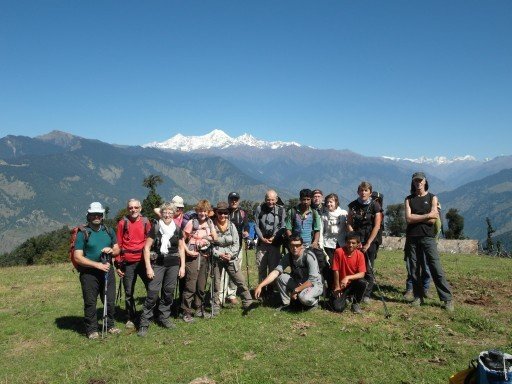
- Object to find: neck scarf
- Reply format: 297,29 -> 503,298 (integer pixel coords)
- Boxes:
159,219 -> 176,255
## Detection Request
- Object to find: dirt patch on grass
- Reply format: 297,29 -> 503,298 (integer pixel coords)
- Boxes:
9,336 -> 53,357
452,277 -> 512,307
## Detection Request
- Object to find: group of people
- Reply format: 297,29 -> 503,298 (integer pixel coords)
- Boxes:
72,171 -> 454,340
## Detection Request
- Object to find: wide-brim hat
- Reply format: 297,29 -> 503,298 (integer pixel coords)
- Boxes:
87,202 -> 105,214
214,201 -> 229,212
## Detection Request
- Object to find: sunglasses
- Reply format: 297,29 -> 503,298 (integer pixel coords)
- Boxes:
217,211 -> 229,215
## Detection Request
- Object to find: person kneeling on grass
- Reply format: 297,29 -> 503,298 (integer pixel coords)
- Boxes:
137,202 -> 186,337
331,232 -> 368,315
254,236 -> 323,311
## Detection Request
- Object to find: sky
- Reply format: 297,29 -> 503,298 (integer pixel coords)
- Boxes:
1,1 -> 511,160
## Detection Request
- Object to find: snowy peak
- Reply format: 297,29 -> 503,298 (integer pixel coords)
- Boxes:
382,155 -> 479,165
143,129 -> 301,151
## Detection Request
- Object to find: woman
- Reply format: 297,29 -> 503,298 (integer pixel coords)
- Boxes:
321,193 -> 348,259
211,201 -> 255,316
181,199 -> 218,323
138,202 -> 185,337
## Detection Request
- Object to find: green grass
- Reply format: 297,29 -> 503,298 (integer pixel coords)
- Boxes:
1,250 -> 511,384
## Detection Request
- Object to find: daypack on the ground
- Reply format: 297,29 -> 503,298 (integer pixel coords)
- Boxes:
477,350 -> 512,384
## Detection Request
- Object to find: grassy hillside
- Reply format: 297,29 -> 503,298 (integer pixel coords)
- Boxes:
1,250 -> 511,384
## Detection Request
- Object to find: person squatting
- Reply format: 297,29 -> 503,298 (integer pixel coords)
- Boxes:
72,177 -> 454,339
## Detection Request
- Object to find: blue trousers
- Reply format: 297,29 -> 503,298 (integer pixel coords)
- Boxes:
404,236 -> 452,302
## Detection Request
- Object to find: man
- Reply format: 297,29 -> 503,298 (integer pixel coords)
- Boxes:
254,189 -> 286,299
285,189 -> 326,284
286,188 -> 321,248
219,192 -> 249,305
115,198 -> 151,329
254,236 -> 323,310
405,172 -> 454,312
312,189 -> 324,214
170,195 -> 186,228
347,181 -> 383,303
331,232 -> 368,314
73,202 -> 121,339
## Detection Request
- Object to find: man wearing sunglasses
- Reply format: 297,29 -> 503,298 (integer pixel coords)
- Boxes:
115,198 -> 152,329
73,202 -> 120,339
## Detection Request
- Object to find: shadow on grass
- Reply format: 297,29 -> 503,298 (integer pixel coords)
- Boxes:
55,306 -> 127,335
55,315 -> 83,334
371,283 -> 405,304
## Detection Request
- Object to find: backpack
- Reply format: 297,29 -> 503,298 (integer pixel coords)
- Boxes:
229,208 -> 247,236
288,206 -> 320,244
69,224 -> 115,270
257,203 -> 286,246
348,200 -> 382,245
122,215 -> 150,238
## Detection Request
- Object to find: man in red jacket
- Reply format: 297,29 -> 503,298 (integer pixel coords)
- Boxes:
115,198 -> 151,329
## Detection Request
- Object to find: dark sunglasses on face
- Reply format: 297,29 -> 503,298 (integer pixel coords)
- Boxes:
217,211 -> 229,215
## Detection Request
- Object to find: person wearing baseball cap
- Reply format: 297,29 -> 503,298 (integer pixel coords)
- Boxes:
404,172 -> 454,312
171,195 -> 185,228
220,192 -> 249,305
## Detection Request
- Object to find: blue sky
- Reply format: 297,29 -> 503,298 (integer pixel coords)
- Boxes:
1,1 -> 511,159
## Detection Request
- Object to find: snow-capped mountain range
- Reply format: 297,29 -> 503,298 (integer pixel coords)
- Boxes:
143,129 -> 301,151
144,129 -> 478,165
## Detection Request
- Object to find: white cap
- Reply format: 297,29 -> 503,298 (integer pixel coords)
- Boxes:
87,202 -> 105,214
171,195 -> 184,208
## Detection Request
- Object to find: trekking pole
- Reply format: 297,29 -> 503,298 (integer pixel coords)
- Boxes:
101,254 -> 110,338
208,258 -> 216,319
115,277 -> 123,308
244,240 -> 250,289
365,259 -> 391,319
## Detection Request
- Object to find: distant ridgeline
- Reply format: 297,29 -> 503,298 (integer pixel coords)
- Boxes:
1,131 -> 512,255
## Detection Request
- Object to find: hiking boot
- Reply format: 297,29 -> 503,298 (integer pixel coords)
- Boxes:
403,290 -> 414,302
242,301 -> 259,315
361,296 -> 371,305
87,331 -> 99,340
410,297 -> 423,307
211,306 -> 221,317
423,290 -> 432,299
159,318 -> 176,329
195,308 -> 205,318
137,326 -> 149,337
125,320 -> 135,329
444,300 -> 454,313
182,314 -> 195,323
108,327 -> 121,335
351,303 -> 363,314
